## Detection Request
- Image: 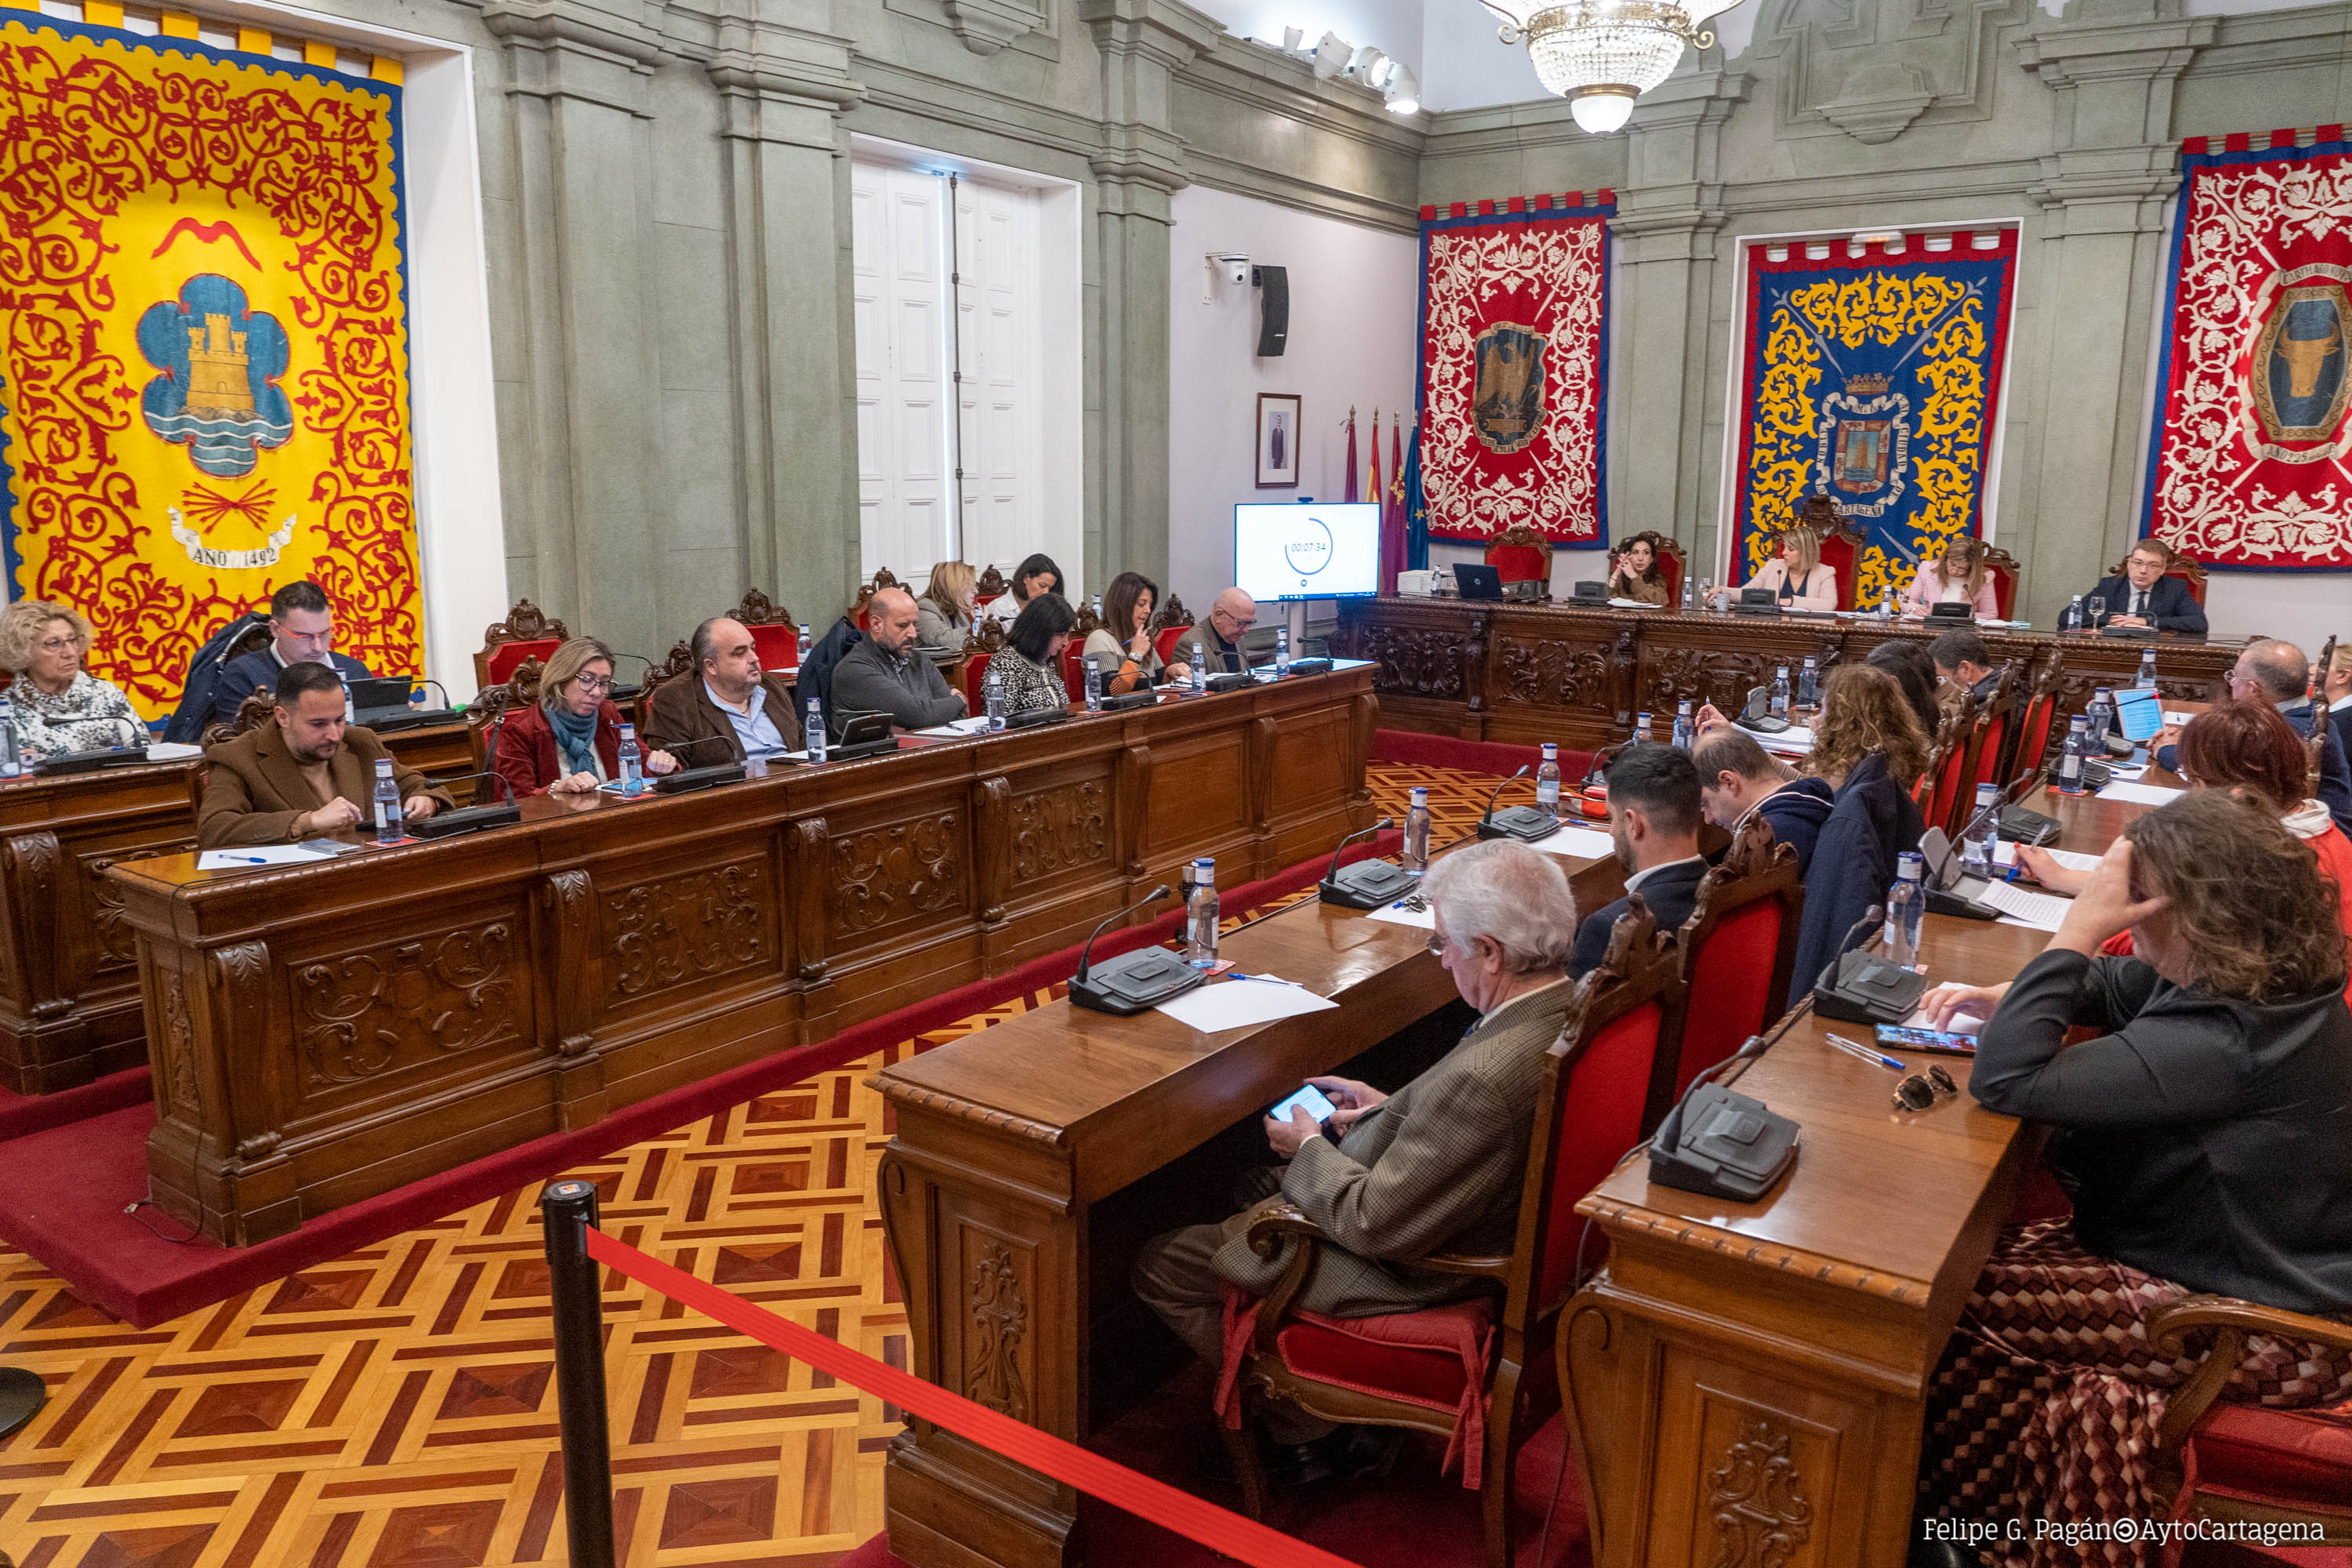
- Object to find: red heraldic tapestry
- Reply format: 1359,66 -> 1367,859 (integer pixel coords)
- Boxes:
2141,129 -> 2352,571
0,14 -> 419,718
1414,193 -> 1613,546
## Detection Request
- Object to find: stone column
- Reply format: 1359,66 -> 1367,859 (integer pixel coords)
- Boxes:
2013,1 -> 2212,625
1078,0 -> 1218,594
706,5 -> 865,626
482,0 -> 671,657
1613,66 -> 1748,570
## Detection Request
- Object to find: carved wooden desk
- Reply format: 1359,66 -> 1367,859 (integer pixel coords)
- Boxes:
1338,598 -> 2241,751
0,721 -> 472,1094
871,835 -> 1630,1568
103,670 -> 1374,1243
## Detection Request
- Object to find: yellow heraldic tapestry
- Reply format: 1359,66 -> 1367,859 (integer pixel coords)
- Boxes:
0,14 -> 418,719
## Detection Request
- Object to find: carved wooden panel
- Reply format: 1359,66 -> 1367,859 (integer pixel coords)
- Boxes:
598,859 -> 769,1004
1496,633 -> 1616,710
84,844 -> 190,971
831,811 -> 966,938
957,1230 -> 1033,1422
1010,782 -> 1106,884
152,962 -> 200,1117
1704,1413 -> 1817,1567
1642,644 -> 1774,718
292,920 -> 524,1094
1359,621 -> 1469,700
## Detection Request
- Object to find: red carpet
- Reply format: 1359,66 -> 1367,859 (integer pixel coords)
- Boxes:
1372,728 -> 1593,782
0,835 -> 1396,1327
833,1364 -> 1588,1568
0,1063 -> 149,1143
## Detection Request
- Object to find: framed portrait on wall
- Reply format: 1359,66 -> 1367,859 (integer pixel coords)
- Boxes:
1256,393 -> 1301,488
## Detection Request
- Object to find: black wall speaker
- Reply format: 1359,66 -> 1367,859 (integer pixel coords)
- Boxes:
1253,265 -> 1288,357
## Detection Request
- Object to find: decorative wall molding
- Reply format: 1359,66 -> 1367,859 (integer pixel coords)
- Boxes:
1814,56 -> 1936,141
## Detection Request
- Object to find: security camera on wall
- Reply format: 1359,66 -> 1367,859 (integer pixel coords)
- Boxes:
1212,252 -> 1250,286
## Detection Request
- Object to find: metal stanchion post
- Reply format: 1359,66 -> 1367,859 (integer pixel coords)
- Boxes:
541,1179 -> 617,1568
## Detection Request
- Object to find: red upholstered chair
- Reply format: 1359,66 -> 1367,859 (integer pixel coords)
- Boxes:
1983,545 -> 2022,620
465,660 -> 542,774
1149,590 -> 1194,667
474,599 -> 570,691
1816,521 -> 1868,612
1922,700 -> 1973,829
1651,535 -> 1687,607
2000,648 -> 2063,789
1657,816 -> 1802,1126
956,620 -> 1006,713
1221,902 -> 1685,1568
633,640 -> 695,732
2146,1297 -> 2352,1545
1958,661 -> 2020,805
974,563 -> 1008,611
730,589 -> 799,676
1058,640 -> 1088,704
1484,524 -> 1553,596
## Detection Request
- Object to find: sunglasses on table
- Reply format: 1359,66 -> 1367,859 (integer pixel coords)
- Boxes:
1893,1065 -> 1959,1113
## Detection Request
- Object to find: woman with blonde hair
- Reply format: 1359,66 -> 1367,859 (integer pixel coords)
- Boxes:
1711,523 -> 1838,612
1899,535 -> 2000,619
0,601 -> 143,758
492,636 -> 679,798
917,562 -> 978,648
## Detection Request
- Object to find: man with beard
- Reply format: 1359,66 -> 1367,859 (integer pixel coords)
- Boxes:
198,660 -> 450,848
1568,743 -> 1708,978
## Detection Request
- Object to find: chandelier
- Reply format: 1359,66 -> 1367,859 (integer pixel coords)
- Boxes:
1479,0 -> 1733,133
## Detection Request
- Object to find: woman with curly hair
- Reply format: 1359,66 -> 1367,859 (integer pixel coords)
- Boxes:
1784,665 -> 1933,989
1804,662 -> 1930,790
0,601 -> 143,759
1915,791 -> 2352,1566
1605,533 -> 1671,607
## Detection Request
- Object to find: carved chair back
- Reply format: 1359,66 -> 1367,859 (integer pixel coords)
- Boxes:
1661,816 -> 1803,1127
475,598 -> 571,691
467,659 -> 544,774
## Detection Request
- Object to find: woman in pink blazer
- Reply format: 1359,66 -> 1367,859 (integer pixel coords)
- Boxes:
1900,537 -> 2001,619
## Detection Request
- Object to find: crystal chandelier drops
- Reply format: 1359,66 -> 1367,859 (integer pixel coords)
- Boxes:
1480,0 -> 1728,132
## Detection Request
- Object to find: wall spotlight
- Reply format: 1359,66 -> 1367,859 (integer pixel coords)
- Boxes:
1312,31 -> 1352,78
1383,62 -> 1421,114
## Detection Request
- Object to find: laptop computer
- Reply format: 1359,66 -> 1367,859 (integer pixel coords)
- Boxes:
1454,564 -> 1504,601
347,677 -> 454,731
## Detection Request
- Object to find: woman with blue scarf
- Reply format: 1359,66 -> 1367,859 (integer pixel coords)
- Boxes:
492,636 -> 679,798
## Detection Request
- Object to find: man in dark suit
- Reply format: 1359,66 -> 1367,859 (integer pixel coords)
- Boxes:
198,661 -> 449,846
643,616 -> 804,764
1927,627 -> 2002,707
2157,639 -> 2352,836
211,580 -> 375,728
2082,541 -> 2207,633
1570,743 -> 1708,978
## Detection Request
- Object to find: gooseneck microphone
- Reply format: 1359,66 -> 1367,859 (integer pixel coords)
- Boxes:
1475,764 -> 1561,844
1070,883 -> 1208,1015
1811,901 -> 1928,1024
30,714 -> 157,776
648,732 -> 750,795
1318,818 -> 1416,909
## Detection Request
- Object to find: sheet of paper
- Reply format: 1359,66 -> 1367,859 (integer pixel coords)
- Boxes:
1525,825 -> 1616,861
913,717 -> 993,738
1981,880 -> 2074,932
1364,898 -> 1437,931
1900,1007 -> 1986,1034
198,844 -> 334,869
143,741 -> 201,761
1759,726 -> 1814,754
1156,977 -> 1338,1033
2097,780 -> 2185,806
1607,597 -> 1652,609
2163,710 -> 2193,726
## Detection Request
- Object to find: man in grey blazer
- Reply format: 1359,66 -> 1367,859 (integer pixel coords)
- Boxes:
1132,840 -> 1581,1465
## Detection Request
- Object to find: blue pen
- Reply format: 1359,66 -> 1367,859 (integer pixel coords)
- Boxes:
1824,1033 -> 1905,1070
216,854 -> 271,865
1227,971 -> 1305,988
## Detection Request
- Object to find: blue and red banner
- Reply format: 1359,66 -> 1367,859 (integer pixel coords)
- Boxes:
1414,194 -> 1613,547
1730,230 -> 2016,606
2141,129 -> 2352,572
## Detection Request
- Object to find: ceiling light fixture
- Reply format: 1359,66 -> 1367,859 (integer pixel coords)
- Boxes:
1312,30 -> 1353,78
1478,0 -> 1745,133
1382,62 -> 1421,114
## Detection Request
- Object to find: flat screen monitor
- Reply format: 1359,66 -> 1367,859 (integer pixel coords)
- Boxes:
1233,503 -> 1381,602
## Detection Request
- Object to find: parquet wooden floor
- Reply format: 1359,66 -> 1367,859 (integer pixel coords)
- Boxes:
0,763 -> 1497,1568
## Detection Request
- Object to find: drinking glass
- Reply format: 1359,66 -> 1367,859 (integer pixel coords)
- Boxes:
2085,595 -> 2106,627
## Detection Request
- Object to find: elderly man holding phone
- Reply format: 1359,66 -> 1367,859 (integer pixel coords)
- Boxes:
1130,840 -> 1582,1484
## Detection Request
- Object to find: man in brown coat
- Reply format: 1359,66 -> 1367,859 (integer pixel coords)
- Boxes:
198,661 -> 452,848
641,616 -> 804,764
1131,839 -> 1581,1467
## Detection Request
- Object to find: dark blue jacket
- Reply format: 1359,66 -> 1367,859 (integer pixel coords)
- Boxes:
2082,572 -> 2207,634
212,645 -> 372,728
1570,855 -> 1708,979
1751,776 -> 1837,876
1789,753 -> 1927,996
165,612 -> 267,742
2157,702 -> 2352,838
797,615 -> 862,728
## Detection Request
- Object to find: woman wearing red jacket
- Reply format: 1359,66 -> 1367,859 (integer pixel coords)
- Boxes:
492,637 -> 680,798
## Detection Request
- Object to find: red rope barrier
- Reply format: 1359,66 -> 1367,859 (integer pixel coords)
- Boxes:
581,1228 -> 1363,1568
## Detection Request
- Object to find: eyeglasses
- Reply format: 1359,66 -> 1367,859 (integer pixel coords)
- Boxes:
1892,1064 -> 1958,1112
1422,927 -> 1450,956
574,673 -> 615,694
34,636 -> 80,654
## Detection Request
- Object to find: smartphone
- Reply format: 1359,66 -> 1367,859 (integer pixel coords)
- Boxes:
1267,1083 -> 1338,1123
1875,1024 -> 1979,1057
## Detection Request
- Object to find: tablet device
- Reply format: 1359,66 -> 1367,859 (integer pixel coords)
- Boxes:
1268,1083 -> 1338,1123
2111,686 -> 2162,743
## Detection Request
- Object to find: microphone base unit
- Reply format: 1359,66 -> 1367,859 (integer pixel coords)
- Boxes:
1924,887 -> 1999,922
653,762 -> 747,795
1734,715 -> 1792,735
32,746 -> 154,777
1068,946 -> 1206,1014
1812,949 -> 1929,1025
1283,657 -> 1334,677
1007,708 -> 1073,730
1646,1083 -> 1800,1202
1475,805 -> 1562,844
408,800 -> 524,840
1317,859 -> 1419,910
1997,805 -> 2061,845
809,737 -> 898,762
1098,691 -> 1156,713
1205,673 -> 1255,694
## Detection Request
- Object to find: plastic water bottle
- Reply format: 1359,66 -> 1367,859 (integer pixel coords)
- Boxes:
343,683 -> 357,726
1403,787 -> 1431,873
0,695 -> 19,778
1535,742 -> 1562,818
984,667 -> 1007,731
1671,699 -> 1694,752
2086,687 -> 2114,750
1770,666 -> 1791,719
1083,657 -> 1103,713
1878,589 -> 1894,621
2137,648 -> 2158,690
2062,595 -> 2084,633
2057,716 -> 2089,794
1275,628 -> 1290,677
373,759 -> 402,845
1680,576 -> 1695,613
1884,851 -> 1925,969
1192,641 -> 1208,694
807,698 -> 827,761
1965,782 -> 2000,878
1797,655 -> 1820,710
1185,857 -> 1219,969
1090,593 -> 1102,622
797,622 -> 813,668
1635,711 -> 1655,745
617,724 -> 644,795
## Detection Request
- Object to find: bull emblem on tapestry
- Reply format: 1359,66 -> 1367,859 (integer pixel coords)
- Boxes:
1472,323 -> 1547,456
2251,280 -> 2351,445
